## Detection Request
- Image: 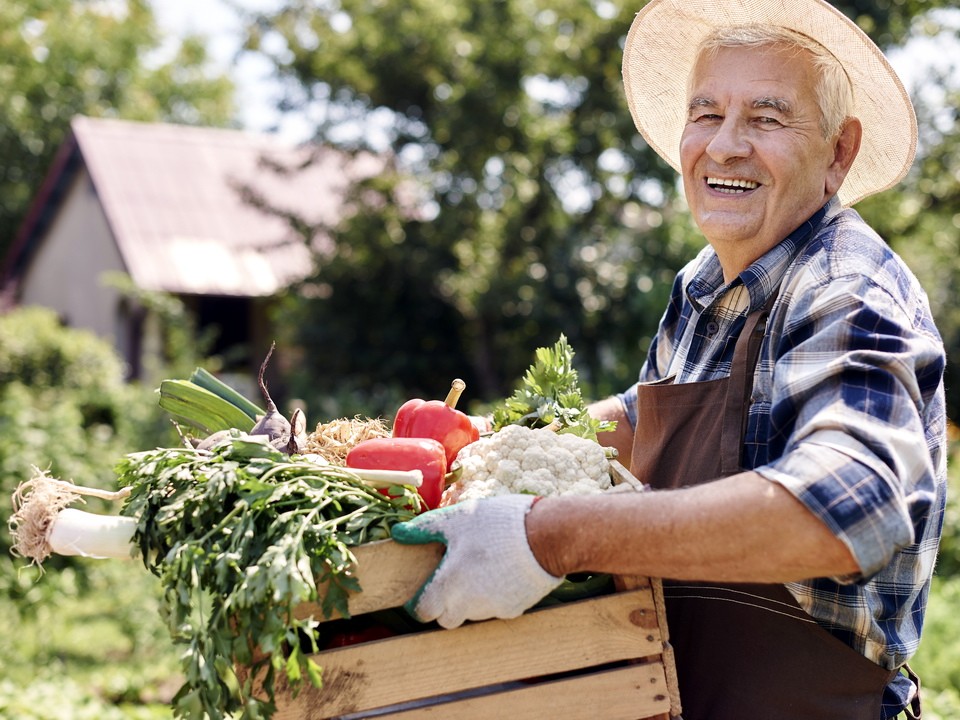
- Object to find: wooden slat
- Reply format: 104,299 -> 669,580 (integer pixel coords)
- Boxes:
363,662 -> 672,720
295,540 -> 445,621
272,589 -> 663,719
609,459 -> 645,490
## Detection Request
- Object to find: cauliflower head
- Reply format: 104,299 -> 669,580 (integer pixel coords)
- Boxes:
441,425 -> 612,505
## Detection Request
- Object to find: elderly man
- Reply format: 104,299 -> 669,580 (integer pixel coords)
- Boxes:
392,1 -> 947,718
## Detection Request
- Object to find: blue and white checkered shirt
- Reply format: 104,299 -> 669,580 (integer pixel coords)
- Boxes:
617,198 -> 947,715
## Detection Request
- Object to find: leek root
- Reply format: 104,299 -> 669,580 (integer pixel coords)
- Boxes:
9,469 -> 136,565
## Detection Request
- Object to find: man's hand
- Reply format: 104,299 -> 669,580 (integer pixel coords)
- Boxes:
390,495 -> 564,629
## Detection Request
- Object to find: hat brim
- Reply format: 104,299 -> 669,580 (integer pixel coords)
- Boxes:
622,0 -> 917,206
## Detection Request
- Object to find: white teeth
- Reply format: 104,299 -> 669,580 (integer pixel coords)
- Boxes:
706,177 -> 759,193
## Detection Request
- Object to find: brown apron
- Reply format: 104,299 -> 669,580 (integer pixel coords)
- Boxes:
629,295 -> 910,720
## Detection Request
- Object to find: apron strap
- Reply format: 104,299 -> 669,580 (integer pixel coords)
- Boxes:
901,663 -> 923,719
719,289 -> 778,475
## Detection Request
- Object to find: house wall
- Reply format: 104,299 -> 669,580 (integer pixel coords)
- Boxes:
18,167 -> 129,348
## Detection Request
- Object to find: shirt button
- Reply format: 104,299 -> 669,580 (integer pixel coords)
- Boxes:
706,321 -> 719,336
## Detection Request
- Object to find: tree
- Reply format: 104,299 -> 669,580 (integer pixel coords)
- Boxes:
832,0 -> 955,47
0,0 -> 235,260
239,0 -> 959,417
861,107 -> 960,415
852,7 -> 960,417
245,0 -> 692,414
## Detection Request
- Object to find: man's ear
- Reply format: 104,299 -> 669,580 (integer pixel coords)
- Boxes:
825,117 -> 862,196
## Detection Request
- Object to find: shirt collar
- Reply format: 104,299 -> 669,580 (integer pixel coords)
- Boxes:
686,197 -> 840,311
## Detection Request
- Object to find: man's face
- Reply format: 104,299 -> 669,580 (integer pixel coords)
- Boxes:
679,43 -> 845,277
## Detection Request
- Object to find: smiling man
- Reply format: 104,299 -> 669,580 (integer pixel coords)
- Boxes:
680,39 -> 862,281
391,2 -> 947,718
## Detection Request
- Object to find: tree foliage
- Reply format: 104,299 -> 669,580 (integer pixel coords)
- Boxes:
853,7 -> 960,417
239,1 -> 960,417
0,307 -> 172,603
833,0 -> 955,46
0,0 -> 235,260
247,0 -> 693,413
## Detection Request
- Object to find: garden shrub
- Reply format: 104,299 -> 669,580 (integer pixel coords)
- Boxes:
0,307 -> 172,594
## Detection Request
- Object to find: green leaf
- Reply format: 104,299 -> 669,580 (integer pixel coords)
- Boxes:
158,379 -> 256,434
305,657 -> 324,689
190,367 -> 264,422
285,647 -> 302,685
491,334 -> 616,440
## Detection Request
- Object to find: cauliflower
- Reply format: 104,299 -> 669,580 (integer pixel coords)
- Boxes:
441,424 -> 612,505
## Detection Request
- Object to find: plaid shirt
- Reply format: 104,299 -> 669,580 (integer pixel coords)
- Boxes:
618,198 -> 947,715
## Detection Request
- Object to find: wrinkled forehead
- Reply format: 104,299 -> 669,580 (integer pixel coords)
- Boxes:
685,38 -> 825,112
690,25 -> 838,81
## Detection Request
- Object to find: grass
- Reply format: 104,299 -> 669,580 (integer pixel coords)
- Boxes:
0,560 -> 180,719
909,576 -> 960,719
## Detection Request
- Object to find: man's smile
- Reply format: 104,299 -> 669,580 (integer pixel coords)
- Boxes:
706,177 -> 761,194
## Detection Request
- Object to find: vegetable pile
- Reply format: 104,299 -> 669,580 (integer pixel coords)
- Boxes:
10,346 -> 428,720
11,439 -> 421,720
119,438 -> 419,720
7,334 -> 617,720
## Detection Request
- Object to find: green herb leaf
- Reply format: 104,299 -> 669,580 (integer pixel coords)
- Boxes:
491,334 -> 616,440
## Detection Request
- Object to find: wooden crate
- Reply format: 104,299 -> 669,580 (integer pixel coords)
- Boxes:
251,462 -> 682,720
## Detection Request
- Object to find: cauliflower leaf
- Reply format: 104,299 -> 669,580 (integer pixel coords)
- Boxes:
491,334 -> 616,441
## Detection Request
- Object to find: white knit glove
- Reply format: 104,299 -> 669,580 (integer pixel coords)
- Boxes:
391,494 -> 564,629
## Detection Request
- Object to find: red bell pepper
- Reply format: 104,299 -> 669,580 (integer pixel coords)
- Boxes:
392,379 -> 480,467
345,437 -> 447,511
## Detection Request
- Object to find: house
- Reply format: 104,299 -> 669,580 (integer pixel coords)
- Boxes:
1,115 -> 382,385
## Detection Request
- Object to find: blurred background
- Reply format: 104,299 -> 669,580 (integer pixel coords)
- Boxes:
0,1 -> 957,717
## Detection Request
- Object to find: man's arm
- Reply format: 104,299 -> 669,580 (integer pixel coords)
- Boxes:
391,465 -> 862,628
588,396 -> 635,464
526,470 -> 861,582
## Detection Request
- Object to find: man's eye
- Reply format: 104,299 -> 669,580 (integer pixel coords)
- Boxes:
692,113 -> 721,122
755,116 -> 782,126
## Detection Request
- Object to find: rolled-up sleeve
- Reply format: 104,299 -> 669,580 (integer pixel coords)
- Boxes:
755,266 -> 945,581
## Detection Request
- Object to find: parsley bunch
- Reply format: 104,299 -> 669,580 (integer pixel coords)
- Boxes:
491,334 -> 616,441
116,436 -> 420,720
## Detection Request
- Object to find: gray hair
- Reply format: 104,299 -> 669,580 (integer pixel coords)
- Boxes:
692,25 -> 855,140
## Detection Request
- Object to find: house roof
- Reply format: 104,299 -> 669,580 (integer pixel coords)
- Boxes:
6,116 -> 384,297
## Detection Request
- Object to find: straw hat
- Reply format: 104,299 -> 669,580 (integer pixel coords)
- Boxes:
621,0 -> 917,206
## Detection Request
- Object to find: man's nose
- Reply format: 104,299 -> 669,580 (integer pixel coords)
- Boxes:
705,117 -> 752,164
